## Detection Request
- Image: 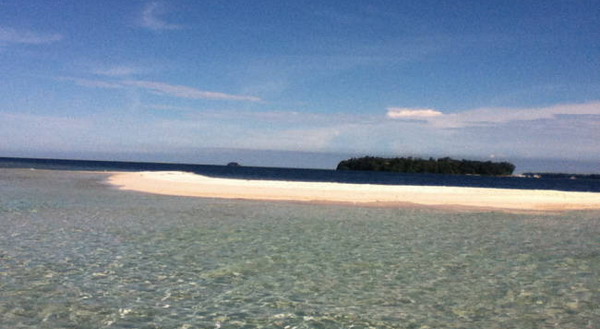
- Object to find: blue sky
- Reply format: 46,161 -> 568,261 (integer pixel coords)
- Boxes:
1,0 -> 599,170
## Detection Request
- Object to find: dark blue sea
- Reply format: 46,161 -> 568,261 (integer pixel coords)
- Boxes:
1,156 -> 599,192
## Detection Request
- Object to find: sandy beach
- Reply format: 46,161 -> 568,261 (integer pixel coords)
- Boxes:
106,171 -> 600,212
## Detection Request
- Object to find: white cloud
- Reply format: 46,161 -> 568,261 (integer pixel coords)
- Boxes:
386,107 -> 443,118
0,26 -> 62,44
122,80 -> 262,102
387,102 -> 600,128
139,2 -> 182,31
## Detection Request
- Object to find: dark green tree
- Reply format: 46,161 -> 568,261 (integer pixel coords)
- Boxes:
337,156 -> 515,176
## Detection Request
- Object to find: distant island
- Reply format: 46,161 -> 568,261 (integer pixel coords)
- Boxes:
227,162 -> 241,167
337,156 -> 516,176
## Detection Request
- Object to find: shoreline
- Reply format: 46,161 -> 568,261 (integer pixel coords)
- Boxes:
107,171 -> 600,212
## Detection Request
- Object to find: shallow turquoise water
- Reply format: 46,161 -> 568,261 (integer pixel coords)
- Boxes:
1,169 -> 599,328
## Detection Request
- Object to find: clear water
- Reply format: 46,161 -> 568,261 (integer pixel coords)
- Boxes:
1,169 -> 599,328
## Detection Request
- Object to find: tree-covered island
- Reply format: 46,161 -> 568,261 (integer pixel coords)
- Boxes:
337,156 -> 516,176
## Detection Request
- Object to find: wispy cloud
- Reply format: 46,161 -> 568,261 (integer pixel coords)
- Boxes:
139,2 -> 182,31
122,80 -> 262,102
63,77 -> 262,102
145,104 -> 197,111
387,102 -> 600,128
92,66 -> 143,77
0,26 -> 63,44
59,77 -> 124,89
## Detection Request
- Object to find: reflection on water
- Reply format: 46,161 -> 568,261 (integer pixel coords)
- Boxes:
1,169 -> 599,328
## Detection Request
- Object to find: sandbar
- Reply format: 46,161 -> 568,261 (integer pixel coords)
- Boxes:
107,171 -> 600,212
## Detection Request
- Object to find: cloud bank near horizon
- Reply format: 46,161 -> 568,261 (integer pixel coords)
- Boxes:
3,101 -> 599,163
387,102 -> 600,128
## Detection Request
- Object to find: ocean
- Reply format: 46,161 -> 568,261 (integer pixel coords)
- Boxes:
1,158 -> 599,328
2,156 -> 600,192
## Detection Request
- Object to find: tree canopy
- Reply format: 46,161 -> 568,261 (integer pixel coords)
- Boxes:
337,156 -> 515,176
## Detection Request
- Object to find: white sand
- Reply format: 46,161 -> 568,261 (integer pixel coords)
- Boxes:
107,171 -> 600,212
